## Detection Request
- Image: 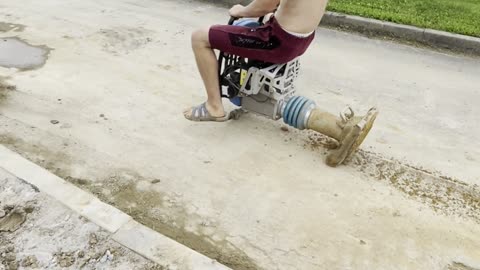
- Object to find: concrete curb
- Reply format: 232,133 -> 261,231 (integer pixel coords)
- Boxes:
321,12 -> 480,56
0,145 -> 231,270
199,0 -> 480,55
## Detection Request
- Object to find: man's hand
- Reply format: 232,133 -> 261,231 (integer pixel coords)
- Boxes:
229,1 -> 279,19
229,4 -> 246,18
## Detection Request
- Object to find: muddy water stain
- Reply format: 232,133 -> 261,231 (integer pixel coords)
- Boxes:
0,37 -> 50,70
84,179 -> 261,270
0,22 -> 25,32
448,262 -> 480,270
0,77 -> 16,105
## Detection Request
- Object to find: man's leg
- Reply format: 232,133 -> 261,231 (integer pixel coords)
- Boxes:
184,27 -> 225,120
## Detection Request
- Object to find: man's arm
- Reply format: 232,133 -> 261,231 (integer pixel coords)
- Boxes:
229,0 -> 280,18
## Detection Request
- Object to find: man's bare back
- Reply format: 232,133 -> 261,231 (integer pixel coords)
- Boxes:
276,0 -> 328,34
184,0 -> 329,122
229,0 -> 328,34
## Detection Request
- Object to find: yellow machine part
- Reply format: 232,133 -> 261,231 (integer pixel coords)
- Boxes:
240,69 -> 247,86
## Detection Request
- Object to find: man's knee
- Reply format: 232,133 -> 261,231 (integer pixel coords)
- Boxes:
191,27 -> 210,49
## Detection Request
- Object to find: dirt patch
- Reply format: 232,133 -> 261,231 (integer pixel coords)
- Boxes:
54,251 -> 76,267
0,77 -> 16,105
0,22 -> 25,32
21,255 -> 39,268
300,132 -> 480,222
96,27 -> 154,55
71,176 -> 262,270
280,126 -> 289,132
0,207 -> 27,232
347,149 -> 480,221
0,242 -> 18,270
305,131 -> 340,150
0,132 -> 73,172
448,262 -> 480,270
0,133 -> 262,270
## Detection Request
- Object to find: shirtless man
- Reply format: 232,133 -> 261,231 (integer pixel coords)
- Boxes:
184,0 -> 328,122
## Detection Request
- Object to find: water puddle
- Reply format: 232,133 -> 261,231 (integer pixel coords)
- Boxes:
0,37 -> 50,70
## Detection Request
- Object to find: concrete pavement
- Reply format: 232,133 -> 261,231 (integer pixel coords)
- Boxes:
0,145 -> 230,270
0,0 -> 479,269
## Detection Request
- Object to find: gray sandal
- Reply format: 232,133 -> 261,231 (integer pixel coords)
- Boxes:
185,102 -> 228,122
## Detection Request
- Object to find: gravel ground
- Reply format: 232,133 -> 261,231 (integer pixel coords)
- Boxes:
0,168 -> 162,270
